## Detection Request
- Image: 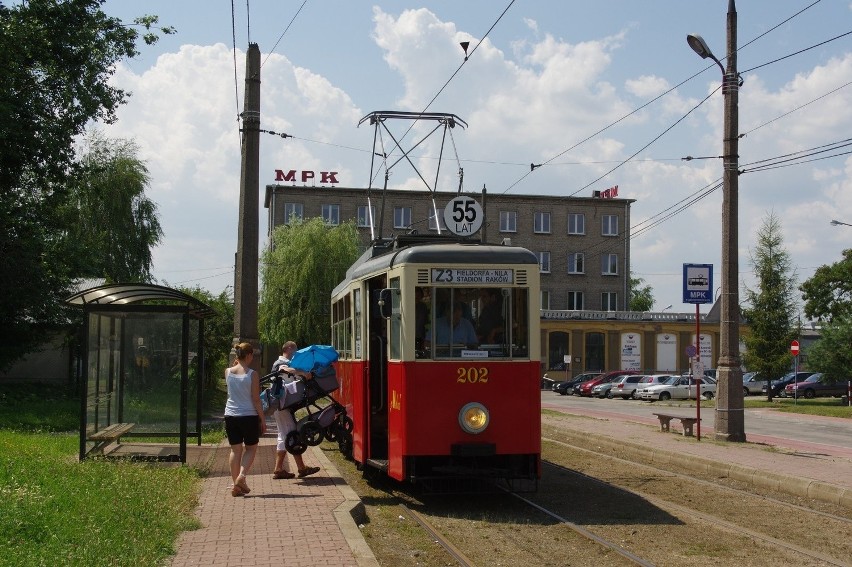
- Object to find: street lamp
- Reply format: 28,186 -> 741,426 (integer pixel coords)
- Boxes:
661,304 -> 673,313
687,0 -> 745,442
830,219 -> 852,228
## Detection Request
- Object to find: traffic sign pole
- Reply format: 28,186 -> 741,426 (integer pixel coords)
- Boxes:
791,340 -> 800,405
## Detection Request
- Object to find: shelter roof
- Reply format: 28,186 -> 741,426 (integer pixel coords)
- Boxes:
65,283 -> 214,318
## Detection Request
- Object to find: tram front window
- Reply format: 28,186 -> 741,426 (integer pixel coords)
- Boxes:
423,287 -> 528,359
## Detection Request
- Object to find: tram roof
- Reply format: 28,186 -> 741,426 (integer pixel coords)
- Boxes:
333,237 -> 538,295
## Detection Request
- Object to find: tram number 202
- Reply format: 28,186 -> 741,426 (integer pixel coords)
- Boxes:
457,367 -> 489,384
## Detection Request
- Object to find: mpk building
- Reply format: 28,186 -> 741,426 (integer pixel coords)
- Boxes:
263,183 -> 731,376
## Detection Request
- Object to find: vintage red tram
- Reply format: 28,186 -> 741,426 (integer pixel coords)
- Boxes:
329,235 -> 541,486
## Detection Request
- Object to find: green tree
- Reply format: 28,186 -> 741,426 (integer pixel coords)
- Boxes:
62,132 -> 162,282
0,1 -> 172,369
800,249 -> 852,323
741,214 -> 798,399
628,274 -> 654,311
178,286 -> 234,408
259,218 -> 361,347
800,250 -> 852,384
804,317 -> 852,383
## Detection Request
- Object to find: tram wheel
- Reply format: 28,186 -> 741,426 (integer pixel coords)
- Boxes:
285,430 -> 307,455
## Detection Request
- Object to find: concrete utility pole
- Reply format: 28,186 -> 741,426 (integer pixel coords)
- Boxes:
233,43 -> 261,368
715,0 -> 745,441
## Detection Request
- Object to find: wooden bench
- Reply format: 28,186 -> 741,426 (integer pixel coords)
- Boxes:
88,423 -> 135,453
652,413 -> 700,437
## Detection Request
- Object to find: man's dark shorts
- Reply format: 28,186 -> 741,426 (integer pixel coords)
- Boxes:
225,415 -> 261,446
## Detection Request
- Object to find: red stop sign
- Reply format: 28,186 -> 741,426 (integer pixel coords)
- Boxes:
790,340 -> 800,356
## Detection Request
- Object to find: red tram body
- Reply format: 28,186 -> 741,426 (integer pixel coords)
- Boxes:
330,236 -> 541,486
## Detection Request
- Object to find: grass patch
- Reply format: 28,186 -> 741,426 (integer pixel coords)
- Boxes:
744,397 -> 852,418
0,382 -> 230,565
0,431 -> 202,566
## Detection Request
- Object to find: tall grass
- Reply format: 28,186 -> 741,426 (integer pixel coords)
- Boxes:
0,382 -> 226,566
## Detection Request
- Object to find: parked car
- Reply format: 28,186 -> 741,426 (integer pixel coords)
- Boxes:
556,372 -> 602,395
784,373 -> 849,399
742,371 -> 763,396
591,373 -> 628,398
611,374 -> 648,399
634,374 -> 677,397
639,376 -> 716,401
576,370 -> 633,397
763,371 -> 815,397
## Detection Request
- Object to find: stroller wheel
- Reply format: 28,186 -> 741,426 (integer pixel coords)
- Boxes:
339,415 -> 354,433
337,431 -> 353,459
301,421 -> 324,446
285,430 -> 307,455
324,425 -> 339,442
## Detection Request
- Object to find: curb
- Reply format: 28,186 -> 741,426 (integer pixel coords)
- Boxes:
575,430 -> 851,509
310,446 -> 380,567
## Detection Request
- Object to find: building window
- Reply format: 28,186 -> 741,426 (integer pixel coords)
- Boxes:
567,252 -> 584,274
322,204 -> 340,226
499,211 -> 517,232
602,292 -> 618,311
284,203 -> 303,224
602,215 -> 618,236
428,209 -> 445,231
541,290 -> 550,310
537,251 -> 551,273
601,253 -> 618,275
394,207 -> 412,229
568,213 -> 585,235
534,212 -> 551,234
357,205 -> 375,228
567,291 -> 584,310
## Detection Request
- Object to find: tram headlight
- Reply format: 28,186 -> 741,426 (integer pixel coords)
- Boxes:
458,402 -> 489,434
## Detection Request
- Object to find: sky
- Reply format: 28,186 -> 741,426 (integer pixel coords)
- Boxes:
94,0 -> 852,317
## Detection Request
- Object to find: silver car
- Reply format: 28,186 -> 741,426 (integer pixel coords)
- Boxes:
742,371 -> 762,396
639,376 -> 716,401
611,374 -> 647,399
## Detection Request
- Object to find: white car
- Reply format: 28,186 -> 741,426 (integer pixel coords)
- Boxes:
639,376 -> 716,401
634,374 -> 677,398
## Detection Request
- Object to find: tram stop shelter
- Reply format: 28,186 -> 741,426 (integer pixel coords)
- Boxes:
66,283 -> 213,463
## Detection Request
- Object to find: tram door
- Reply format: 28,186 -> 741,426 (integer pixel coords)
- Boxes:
366,275 -> 389,461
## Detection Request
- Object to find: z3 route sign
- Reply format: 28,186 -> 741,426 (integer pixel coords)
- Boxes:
443,196 -> 483,236
682,263 -> 713,304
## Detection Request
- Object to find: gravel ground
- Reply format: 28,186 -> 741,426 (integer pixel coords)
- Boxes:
321,415 -> 852,567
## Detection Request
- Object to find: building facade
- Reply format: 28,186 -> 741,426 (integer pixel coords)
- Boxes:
264,184 -> 635,313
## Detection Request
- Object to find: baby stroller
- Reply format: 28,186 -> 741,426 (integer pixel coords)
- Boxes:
261,345 -> 353,458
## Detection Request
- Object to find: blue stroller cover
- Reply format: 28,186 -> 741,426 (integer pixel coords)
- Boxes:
288,345 -> 339,372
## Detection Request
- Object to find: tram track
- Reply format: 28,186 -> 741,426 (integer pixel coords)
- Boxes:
325,428 -> 852,566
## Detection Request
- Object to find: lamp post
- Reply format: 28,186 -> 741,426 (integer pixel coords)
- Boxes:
830,219 -> 852,228
661,304 -> 673,313
687,0 -> 745,442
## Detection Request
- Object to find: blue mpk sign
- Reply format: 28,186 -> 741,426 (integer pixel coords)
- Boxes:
683,263 -> 713,304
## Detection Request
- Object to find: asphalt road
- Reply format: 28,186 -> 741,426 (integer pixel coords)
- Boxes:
542,390 -> 852,458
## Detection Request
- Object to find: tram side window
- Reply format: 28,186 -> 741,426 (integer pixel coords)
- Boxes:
389,278 -> 402,360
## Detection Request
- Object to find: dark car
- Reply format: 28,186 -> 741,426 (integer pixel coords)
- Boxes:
762,371 -> 815,397
577,370 -> 633,397
785,373 -> 849,399
555,372 -> 602,395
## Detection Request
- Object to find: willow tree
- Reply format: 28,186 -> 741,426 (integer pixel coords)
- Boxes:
741,213 -> 798,399
259,218 -> 361,347
62,132 -> 162,282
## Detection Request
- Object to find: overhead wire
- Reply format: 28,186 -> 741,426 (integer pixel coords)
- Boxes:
261,0 -> 308,69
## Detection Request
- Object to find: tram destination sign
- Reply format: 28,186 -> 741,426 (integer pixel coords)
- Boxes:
431,268 -> 513,284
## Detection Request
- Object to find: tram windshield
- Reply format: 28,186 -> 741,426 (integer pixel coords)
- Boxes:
416,286 -> 529,359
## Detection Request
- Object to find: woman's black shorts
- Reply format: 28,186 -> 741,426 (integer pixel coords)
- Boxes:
224,415 -> 261,446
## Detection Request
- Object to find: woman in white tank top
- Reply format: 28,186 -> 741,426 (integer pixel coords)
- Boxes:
224,342 -> 266,497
